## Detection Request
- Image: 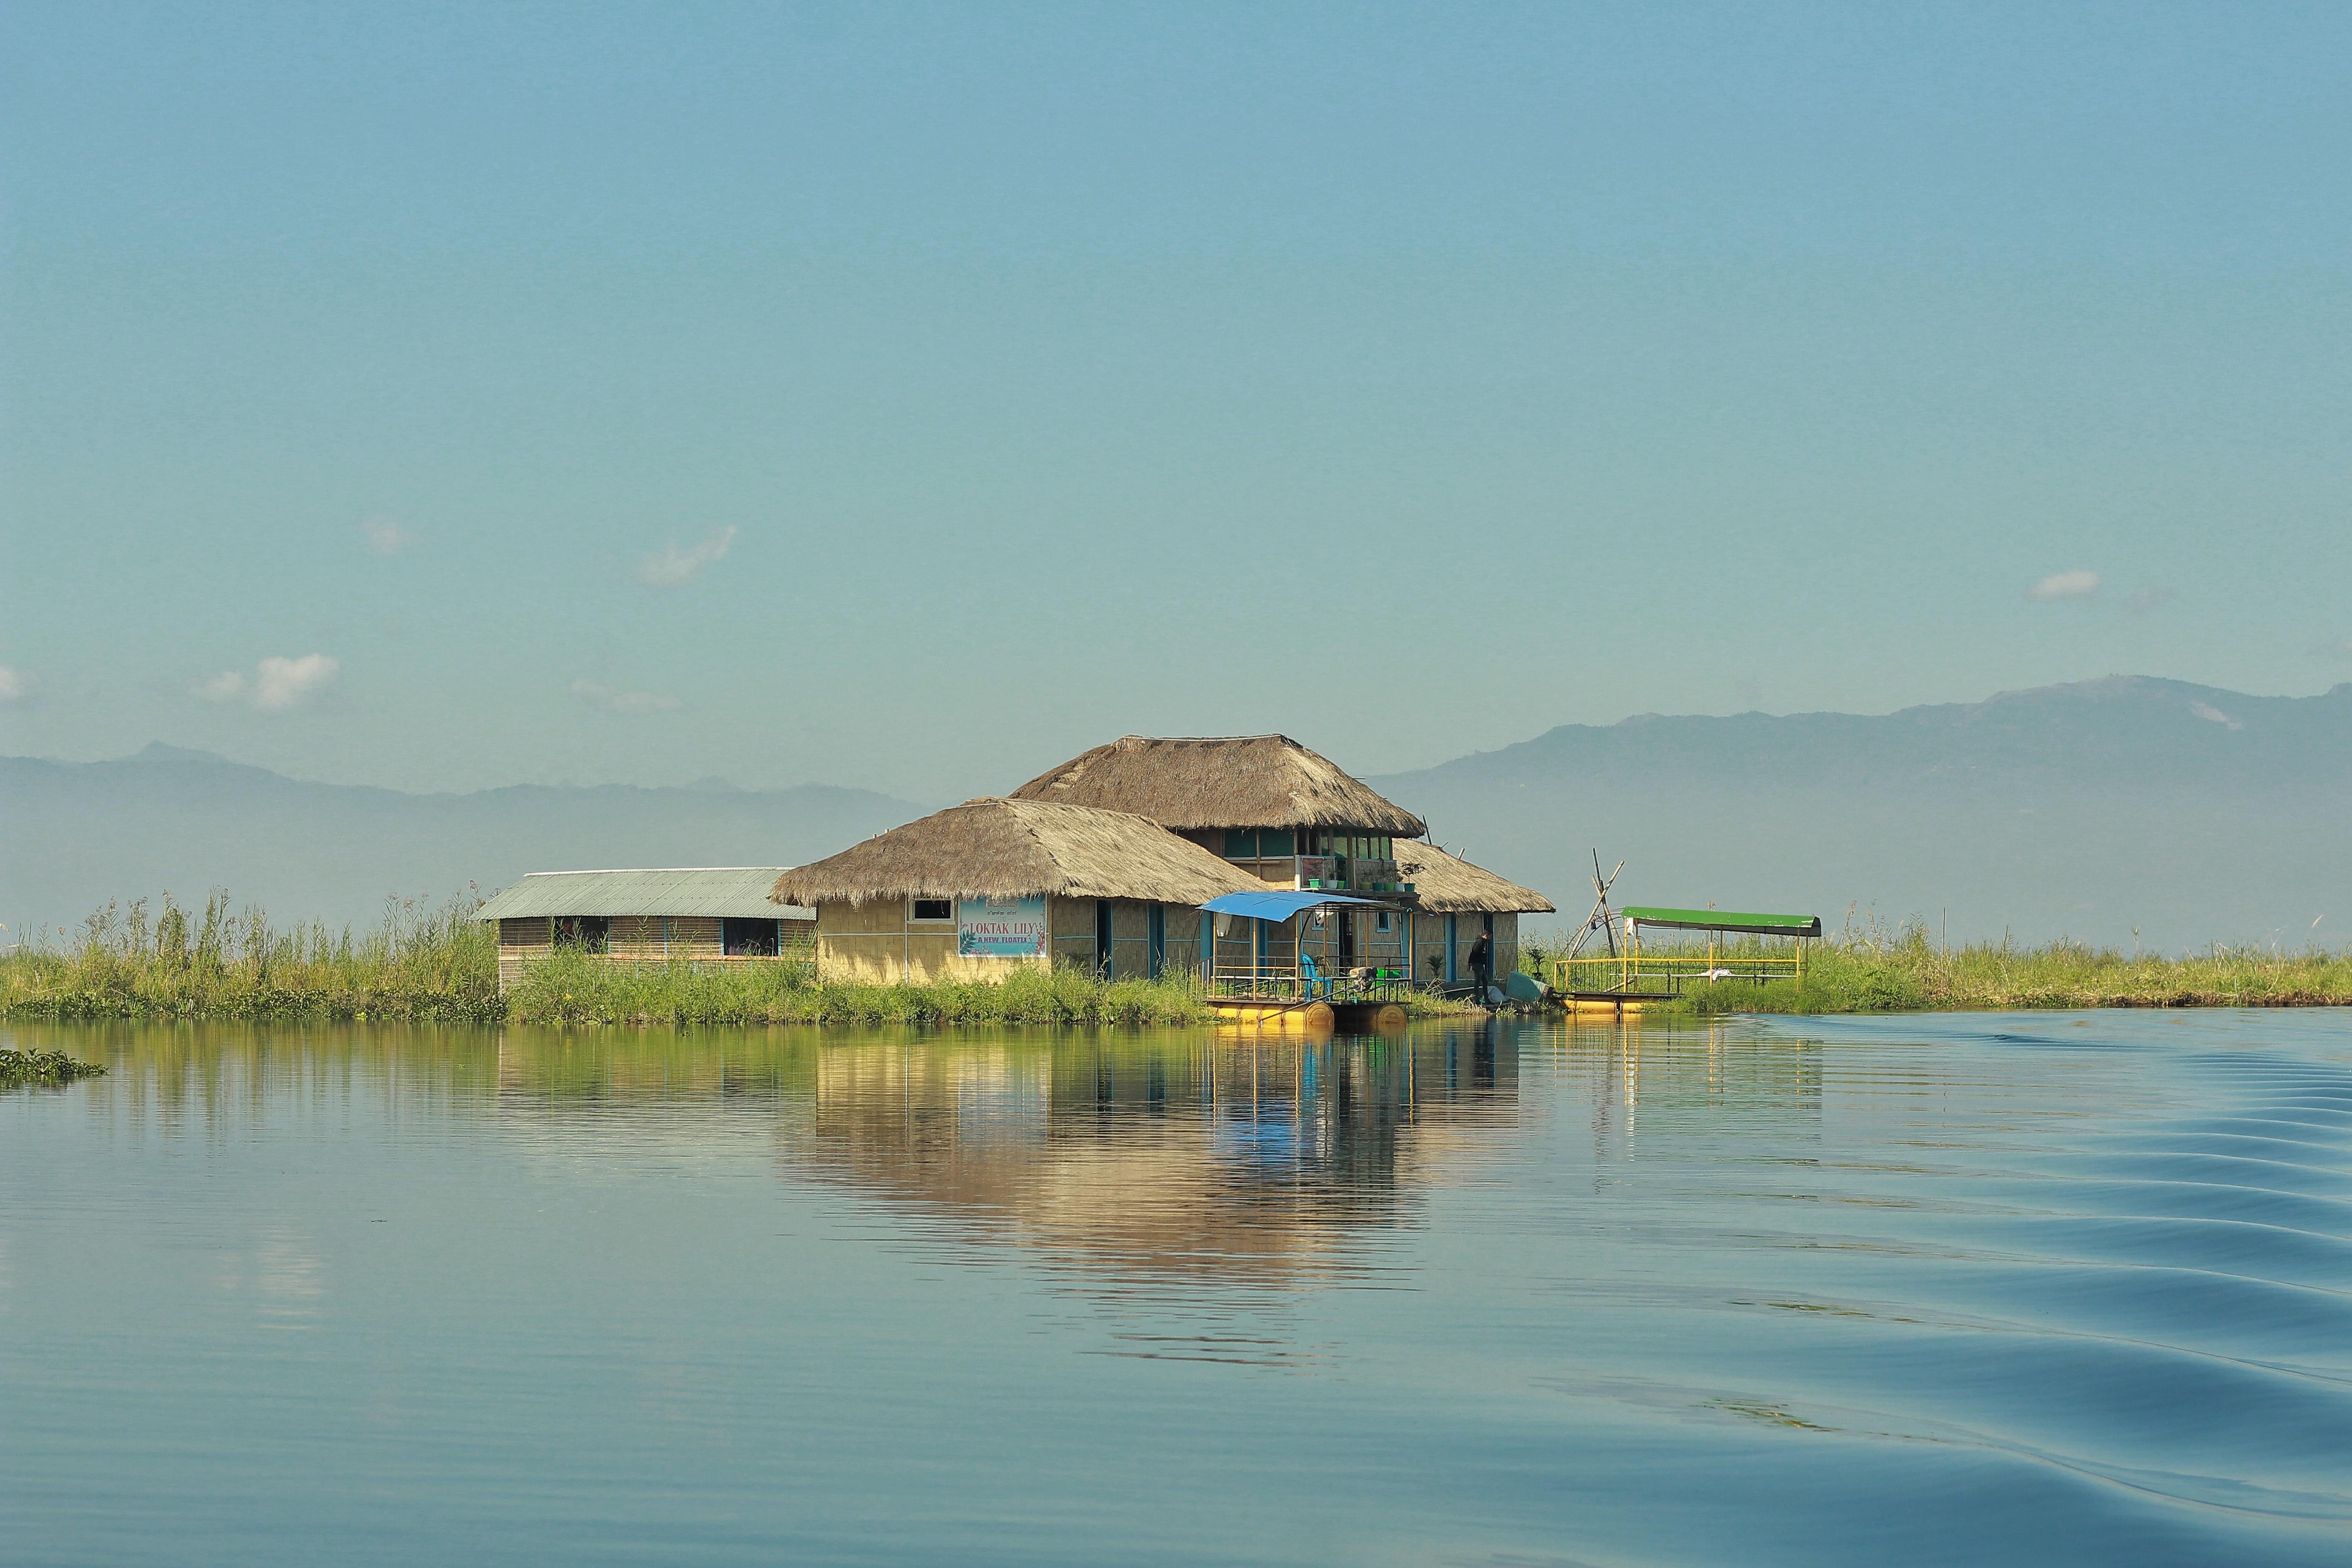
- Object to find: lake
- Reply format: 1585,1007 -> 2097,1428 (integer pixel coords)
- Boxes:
5,1011 -> 2349,1566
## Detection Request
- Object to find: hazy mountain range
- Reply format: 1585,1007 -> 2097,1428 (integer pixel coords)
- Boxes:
0,745 -> 917,943
1369,676 -> 2352,951
5,676 -> 2347,950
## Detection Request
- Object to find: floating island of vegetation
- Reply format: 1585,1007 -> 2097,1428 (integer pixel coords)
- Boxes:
0,1048 -> 107,1090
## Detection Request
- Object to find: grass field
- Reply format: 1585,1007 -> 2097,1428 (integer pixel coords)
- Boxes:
1522,918 -> 2352,1015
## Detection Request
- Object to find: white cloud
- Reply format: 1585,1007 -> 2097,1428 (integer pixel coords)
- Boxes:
360,515 -> 412,555
254,654 -> 339,709
2026,570 -> 2101,602
195,654 -> 339,710
570,679 -> 683,715
2190,701 -> 2243,730
636,525 -> 737,588
0,666 -> 29,703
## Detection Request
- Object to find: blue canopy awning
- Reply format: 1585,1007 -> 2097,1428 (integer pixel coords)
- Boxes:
1199,889 -> 1390,923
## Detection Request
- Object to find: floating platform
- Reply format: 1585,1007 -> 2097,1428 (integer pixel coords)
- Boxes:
1564,991 -> 1671,1016
1205,999 -> 1410,1034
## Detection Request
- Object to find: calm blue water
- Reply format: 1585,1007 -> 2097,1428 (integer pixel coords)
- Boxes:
5,1011 -> 2350,1566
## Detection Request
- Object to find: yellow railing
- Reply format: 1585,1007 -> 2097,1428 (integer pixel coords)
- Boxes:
1552,947 -> 1803,996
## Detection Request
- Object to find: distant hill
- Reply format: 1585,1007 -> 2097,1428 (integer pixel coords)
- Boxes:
0,745 -> 921,943
11,676 -> 2347,954
1369,677 -> 2352,951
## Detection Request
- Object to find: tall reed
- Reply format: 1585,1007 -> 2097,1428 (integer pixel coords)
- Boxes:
0,891 -> 503,1020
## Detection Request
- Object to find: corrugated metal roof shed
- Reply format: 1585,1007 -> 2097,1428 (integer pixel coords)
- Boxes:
475,868 -> 812,922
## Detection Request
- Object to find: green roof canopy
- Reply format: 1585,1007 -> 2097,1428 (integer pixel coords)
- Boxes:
1623,906 -> 1821,938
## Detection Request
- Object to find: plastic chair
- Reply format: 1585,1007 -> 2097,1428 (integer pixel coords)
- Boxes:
1299,952 -> 1332,1000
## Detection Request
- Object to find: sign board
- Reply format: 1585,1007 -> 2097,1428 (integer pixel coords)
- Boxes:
957,894 -> 1049,958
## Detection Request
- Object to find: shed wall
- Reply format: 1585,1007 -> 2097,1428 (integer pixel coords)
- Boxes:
498,916 -> 550,991
495,912 -> 813,992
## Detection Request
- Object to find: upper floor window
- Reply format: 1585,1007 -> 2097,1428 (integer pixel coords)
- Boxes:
1311,832 -> 1392,860
1224,828 -> 1295,858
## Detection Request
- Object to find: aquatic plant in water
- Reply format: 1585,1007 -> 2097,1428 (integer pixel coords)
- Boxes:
0,1048 -> 106,1089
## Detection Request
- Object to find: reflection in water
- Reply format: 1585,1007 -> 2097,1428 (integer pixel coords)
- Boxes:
38,1021 -> 1534,1356
471,1026 -> 1526,1339
766,1030 -> 1519,1307
11,1013 -> 2352,1565
46,1017 -> 1843,1357
1548,1015 -> 1824,1163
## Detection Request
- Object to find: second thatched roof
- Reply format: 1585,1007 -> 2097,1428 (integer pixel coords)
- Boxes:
770,798 -> 1265,907
1394,843 -> 1556,914
1008,734 -> 1427,836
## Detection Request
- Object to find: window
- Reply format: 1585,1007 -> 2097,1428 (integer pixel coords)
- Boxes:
722,918 -> 779,956
1258,829 -> 1295,857
1376,910 -> 1391,932
911,898 -> 954,923
553,915 -> 609,953
1223,828 -> 1258,858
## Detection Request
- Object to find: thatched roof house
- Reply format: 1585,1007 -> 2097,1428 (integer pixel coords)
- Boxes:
1009,735 -> 1426,838
771,798 -> 1259,907
770,798 -> 1264,984
1393,843 -> 1556,915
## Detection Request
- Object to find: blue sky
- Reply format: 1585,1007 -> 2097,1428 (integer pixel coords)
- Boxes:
3,2 -> 2347,799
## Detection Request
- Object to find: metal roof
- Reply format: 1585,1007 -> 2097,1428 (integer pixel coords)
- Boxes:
1199,890 -> 1392,922
475,868 -> 812,922
1624,906 -> 1821,938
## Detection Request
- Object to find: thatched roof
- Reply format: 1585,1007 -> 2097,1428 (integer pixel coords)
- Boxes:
1395,843 -> 1555,914
1008,735 -> 1426,836
769,798 -> 1265,907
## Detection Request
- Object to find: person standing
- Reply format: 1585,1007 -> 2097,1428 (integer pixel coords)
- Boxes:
1467,929 -> 1493,996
